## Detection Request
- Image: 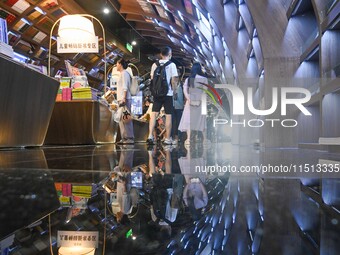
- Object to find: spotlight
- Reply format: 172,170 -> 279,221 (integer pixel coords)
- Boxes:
131,40 -> 137,46
103,8 -> 110,14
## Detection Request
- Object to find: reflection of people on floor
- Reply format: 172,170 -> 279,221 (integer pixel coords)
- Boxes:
178,146 -> 209,219
183,177 -> 208,220
112,149 -> 139,223
149,174 -> 184,225
117,147 -> 134,172
148,145 -> 172,175
115,179 -> 139,224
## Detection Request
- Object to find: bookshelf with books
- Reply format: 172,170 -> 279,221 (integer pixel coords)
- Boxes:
0,0 -> 135,89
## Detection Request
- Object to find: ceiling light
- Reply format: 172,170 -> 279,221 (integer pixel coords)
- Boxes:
131,40 -> 137,46
103,8 -> 110,14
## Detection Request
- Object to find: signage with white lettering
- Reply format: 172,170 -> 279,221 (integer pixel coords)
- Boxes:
57,36 -> 99,53
57,231 -> 98,248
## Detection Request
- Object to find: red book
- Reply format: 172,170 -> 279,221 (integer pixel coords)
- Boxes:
5,0 -> 19,7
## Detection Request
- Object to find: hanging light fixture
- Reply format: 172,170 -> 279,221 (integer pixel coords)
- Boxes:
58,15 -> 95,39
48,14 -> 107,90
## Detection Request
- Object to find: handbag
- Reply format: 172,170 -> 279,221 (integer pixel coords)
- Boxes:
113,107 -> 123,123
121,105 -> 132,122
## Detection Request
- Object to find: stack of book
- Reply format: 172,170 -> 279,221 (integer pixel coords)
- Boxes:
59,77 -> 71,89
56,89 -> 62,101
72,87 -> 98,100
62,88 -> 72,101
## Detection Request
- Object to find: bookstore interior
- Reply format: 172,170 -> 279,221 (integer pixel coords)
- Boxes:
0,0 -> 339,254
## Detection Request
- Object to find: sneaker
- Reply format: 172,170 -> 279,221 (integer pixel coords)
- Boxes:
123,139 -> 134,144
163,138 -> 173,145
163,144 -> 175,152
146,137 -> 155,144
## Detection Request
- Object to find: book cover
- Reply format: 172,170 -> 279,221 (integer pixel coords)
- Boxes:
11,0 -> 30,14
61,183 -> 72,196
59,77 -> 70,89
40,0 -> 58,10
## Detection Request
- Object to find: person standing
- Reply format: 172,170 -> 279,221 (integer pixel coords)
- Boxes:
116,58 -> 134,144
178,62 -> 210,146
147,46 -> 178,145
171,77 -> 184,144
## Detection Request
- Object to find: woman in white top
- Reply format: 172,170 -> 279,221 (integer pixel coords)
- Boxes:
178,63 -> 210,145
116,58 -> 134,144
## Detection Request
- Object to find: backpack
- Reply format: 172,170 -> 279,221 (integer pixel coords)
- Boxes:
151,61 -> 172,97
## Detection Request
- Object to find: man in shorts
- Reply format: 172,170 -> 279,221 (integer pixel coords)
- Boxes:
147,46 -> 178,145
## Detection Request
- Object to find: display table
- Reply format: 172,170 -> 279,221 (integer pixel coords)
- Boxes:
44,100 -> 117,145
116,118 -> 149,143
0,55 -> 59,147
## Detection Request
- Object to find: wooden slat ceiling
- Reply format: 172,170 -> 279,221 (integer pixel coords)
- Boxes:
117,0 -> 196,68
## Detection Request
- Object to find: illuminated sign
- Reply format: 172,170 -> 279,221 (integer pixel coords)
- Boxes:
57,36 -> 99,53
126,43 -> 133,53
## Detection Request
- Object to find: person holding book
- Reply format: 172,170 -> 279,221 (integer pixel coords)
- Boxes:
116,58 -> 134,144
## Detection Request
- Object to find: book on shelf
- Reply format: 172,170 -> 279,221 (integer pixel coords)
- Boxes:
27,7 -> 44,21
34,46 -> 47,59
11,0 -> 30,14
13,18 -> 31,33
0,8 -> 16,24
7,31 -> 20,46
32,31 -> 47,43
51,8 -> 67,19
24,26 -> 38,38
40,0 -> 59,11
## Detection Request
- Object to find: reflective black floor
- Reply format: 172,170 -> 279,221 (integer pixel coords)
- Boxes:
0,143 -> 339,255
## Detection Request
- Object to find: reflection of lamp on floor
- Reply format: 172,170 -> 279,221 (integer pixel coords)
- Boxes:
58,247 -> 95,255
46,15 -> 106,255
48,14 -> 107,90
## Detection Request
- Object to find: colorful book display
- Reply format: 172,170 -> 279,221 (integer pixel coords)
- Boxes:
55,183 -> 93,207
72,87 -> 98,100
61,87 -> 72,101
59,77 -> 71,89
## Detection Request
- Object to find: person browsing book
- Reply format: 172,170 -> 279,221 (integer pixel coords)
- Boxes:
116,58 -> 134,144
